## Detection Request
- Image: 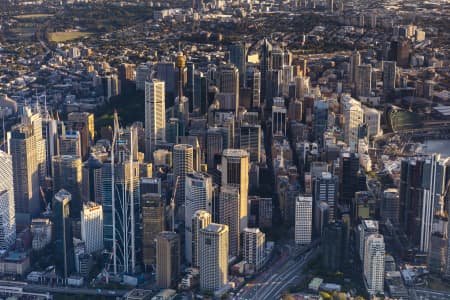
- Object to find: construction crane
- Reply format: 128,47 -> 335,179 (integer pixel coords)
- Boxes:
170,176 -> 180,232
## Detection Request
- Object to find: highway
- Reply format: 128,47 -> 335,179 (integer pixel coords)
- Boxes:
236,244 -> 318,300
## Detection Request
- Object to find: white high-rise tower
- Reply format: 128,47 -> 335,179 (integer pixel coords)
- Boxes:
145,79 -> 166,160
0,151 -> 16,250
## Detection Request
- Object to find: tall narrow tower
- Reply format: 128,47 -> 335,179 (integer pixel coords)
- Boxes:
145,79 -> 166,160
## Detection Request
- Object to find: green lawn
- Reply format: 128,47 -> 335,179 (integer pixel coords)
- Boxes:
14,14 -> 54,19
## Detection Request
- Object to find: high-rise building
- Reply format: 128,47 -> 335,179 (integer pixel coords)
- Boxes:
59,130 -> 82,157
357,220 -> 379,261
364,234 -> 385,295
342,96 -> 364,151
53,189 -> 75,278
173,144 -> 194,208
155,62 -> 175,98
322,221 -> 346,272
221,149 -> 249,232
219,186 -> 241,257
272,102 -> 287,137
185,172 -> 213,264
52,155 -> 82,219
314,172 -> 338,221
400,155 -> 449,253
191,210 -> 212,268
66,112 -> 94,160
10,107 -> 46,223
102,122 -> 141,274
381,188 -> 400,225
81,154 -> 103,203
80,202 -> 103,254
217,64 -> 239,115
239,124 -> 261,163
206,127 -> 224,169
349,50 -> 361,84
260,38 -> 272,102
340,152 -> 363,206
246,67 -> 261,108
145,79 -> 166,160
193,71 -> 208,115
142,193 -> 165,267
355,64 -> 372,98
294,76 -> 310,100
313,100 -> 328,143
295,195 -> 312,245
135,64 -> 151,91
243,228 -> 265,272
229,42 -> 247,86
199,223 -> 229,292
0,151 -> 16,250
156,231 -> 180,289
383,61 -> 397,92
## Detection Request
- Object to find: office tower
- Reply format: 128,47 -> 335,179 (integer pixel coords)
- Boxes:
118,63 -> 135,91
364,234 -> 385,295
101,74 -> 120,100
156,231 -> 180,289
270,47 -> 284,70
217,64 -> 239,115
240,124 -> 261,163
219,186 -> 240,257
10,107 -> 46,223
358,220 -> 379,261
81,154 -> 103,203
243,228 -> 265,272
295,195 -> 313,245
315,172 -> 338,221
381,188 -> 400,225
42,114 -> 60,177
59,130 -> 82,157
145,79 -> 166,160
81,202 -> 103,254
288,99 -> 303,122
340,152 -> 361,206
272,102 -> 287,137
193,71 -> 208,115
173,144 -> 194,207
229,42 -> 247,86
267,69 -> 283,100
390,39 -> 411,68
207,128 -> 223,169
313,100 -> 328,144
186,62 -> 195,111
52,155 -> 83,219
322,221 -> 346,272
383,61 -> 396,92
363,106 -> 381,138
185,173 -> 213,264
142,194 -> 165,267
191,210 -> 212,268
400,155 -> 449,253
328,0 -> 334,13
353,191 -> 376,221
102,120 -> 141,274
199,223 -> 229,292
355,64 -> 372,98
156,62 -> 175,98
140,177 -> 162,195
0,151 -> 16,250
221,149 -> 249,231
260,38 -> 272,102
294,76 -> 310,100
180,136 -> 201,172
428,214 -> 448,275
342,96 -> 364,151
135,64 -> 151,91
349,50 -> 361,84
281,65 -> 293,96
66,112 -> 94,160
246,67 -> 261,108
53,189 -> 75,278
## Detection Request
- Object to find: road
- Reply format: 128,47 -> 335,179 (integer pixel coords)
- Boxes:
236,244 -> 318,300
23,283 -> 127,297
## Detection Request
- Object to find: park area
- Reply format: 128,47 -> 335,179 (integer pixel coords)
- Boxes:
14,14 -> 54,19
48,31 -> 93,42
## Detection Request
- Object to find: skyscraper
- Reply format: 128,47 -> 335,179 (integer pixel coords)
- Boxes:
199,223 -> 229,292
342,96 -> 364,151
229,42 -> 247,86
340,152 -> 364,207
364,234 -> 385,295
52,155 -> 83,219
156,231 -> 180,289
219,186 -> 241,257
383,61 -> 397,92
0,151 -> 16,250
173,144 -> 194,208
53,189 -> 75,278
322,221 -> 346,272
355,64 -> 372,98
349,50 -> 361,84
259,38 -> 272,102
295,195 -> 312,245
239,124 -> 261,163
246,67 -> 261,108
185,172 -> 213,264
381,188 -> 400,225
142,193 -> 165,267
66,112 -> 94,160
59,130 -> 82,157
145,79 -> 166,160
313,100 -> 328,144
358,220 -> 379,261
243,228 -> 265,272
314,172 -> 338,221
10,107 -> 46,223
272,101 -> 287,137
217,64 -> 239,115
102,120 -> 141,274
81,202 -> 103,254
221,149 -> 249,232
191,210 -> 212,268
